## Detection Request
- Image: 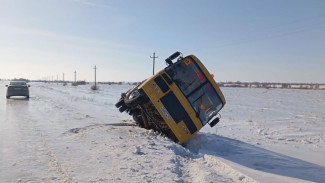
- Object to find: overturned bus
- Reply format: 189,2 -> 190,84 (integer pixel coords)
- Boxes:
116,52 -> 226,144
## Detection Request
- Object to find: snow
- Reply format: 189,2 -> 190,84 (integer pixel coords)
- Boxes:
0,81 -> 324,183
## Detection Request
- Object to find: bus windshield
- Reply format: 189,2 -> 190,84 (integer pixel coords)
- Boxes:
166,57 -> 223,125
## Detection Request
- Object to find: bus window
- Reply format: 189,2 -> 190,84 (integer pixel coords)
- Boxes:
166,58 -> 206,96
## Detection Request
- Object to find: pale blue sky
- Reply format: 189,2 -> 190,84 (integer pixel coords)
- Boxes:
1,0 -> 324,82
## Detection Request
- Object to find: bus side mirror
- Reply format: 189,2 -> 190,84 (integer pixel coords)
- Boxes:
169,51 -> 180,60
209,117 -> 220,127
165,51 -> 181,65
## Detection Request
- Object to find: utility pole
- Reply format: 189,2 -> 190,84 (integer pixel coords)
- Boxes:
74,71 -> 76,84
63,73 -> 64,82
94,65 -> 97,88
57,75 -> 58,85
150,52 -> 158,75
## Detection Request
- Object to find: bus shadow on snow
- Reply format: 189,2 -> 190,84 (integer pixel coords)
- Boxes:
185,133 -> 325,182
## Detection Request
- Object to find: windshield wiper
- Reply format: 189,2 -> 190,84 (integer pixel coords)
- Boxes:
196,106 -> 201,118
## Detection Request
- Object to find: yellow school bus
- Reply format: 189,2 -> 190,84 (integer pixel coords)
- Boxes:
116,52 -> 226,144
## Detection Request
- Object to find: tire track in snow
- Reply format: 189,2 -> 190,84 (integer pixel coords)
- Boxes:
23,96 -> 75,182
33,127 -> 74,183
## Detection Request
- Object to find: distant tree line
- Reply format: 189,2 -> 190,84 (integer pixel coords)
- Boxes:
71,81 -> 87,86
98,81 -> 140,85
218,81 -> 325,90
1,78 -> 31,82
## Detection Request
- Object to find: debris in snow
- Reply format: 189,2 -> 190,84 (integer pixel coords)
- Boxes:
238,175 -> 245,181
134,146 -> 145,155
69,128 -> 81,133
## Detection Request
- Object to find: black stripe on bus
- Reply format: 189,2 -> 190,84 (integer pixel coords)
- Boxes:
160,92 -> 197,134
154,76 -> 169,93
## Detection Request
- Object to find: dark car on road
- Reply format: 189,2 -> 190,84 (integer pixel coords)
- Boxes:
5,81 -> 30,99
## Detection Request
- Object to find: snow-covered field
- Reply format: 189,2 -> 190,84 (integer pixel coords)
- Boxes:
0,81 -> 324,183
